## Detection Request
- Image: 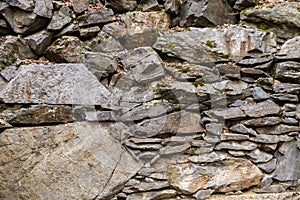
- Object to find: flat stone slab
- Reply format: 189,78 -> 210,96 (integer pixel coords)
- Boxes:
0,63 -> 119,107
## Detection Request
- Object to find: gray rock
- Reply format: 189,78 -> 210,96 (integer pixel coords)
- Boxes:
240,100 -> 281,117
105,0 -> 137,13
255,185 -> 287,194
238,57 -> 272,68
164,0 -> 182,15
77,7 -> 116,27
0,122 -> 142,199
46,36 -> 88,63
24,30 -> 53,55
253,87 -> 269,101
241,2 -> 300,42
154,26 -> 276,63
84,111 -> 116,122
127,189 -> 177,200
159,143 -> 191,155
233,0 -> 258,11
0,105 -> 73,125
221,133 -> 250,141
279,36 -> 300,59
194,189 -> 215,200
215,141 -> 257,151
87,32 -> 125,53
282,117 -> 299,125
47,6 -> 72,31
273,140 -> 300,181
205,107 -> 246,120
132,111 -> 204,138
230,124 -> 257,136
71,0 -> 88,14
260,176 -> 273,187
119,102 -> 176,122
116,11 -> 170,49
216,63 -> 241,79
167,158 -> 263,194
271,93 -> 299,103
118,47 -> 165,83
84,52 -> 118,79
138,0 -> 160,11
275,61 -> 300,84
250,134 -> 293,144
257,158 -> 277,173
0,63 -> 119,107
2,7 -> 48,35
5,0 -> 34,11
0,36 -> 37,70
179,0 -> 236,27
34,0 -> 53,18
246,149 -> 273,164
256,124 -> 300,135
241,117 -> 282,127
79,26 -> 101,39
188,152 -> 229,163
273,82 -> 300,94
209,192 -> 299,200
0,64 -> 18,81
125,141 -> 162,151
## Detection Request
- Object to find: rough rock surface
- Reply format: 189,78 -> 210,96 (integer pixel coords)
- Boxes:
0,0 -> 300,199
0,64 -> 118,106
0,122 -> 142,199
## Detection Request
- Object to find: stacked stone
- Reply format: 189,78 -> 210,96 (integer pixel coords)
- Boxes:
0,0 -> 299,200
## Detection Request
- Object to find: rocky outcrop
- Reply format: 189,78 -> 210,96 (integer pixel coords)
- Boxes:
0,0 -> 300,200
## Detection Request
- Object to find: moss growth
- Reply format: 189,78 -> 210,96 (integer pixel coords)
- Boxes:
213,51 -> 230,59
168,42 -> 178,50
205,40 -> 217,48
191,81 -> 205,88
180,67 -> 190,73
242,7 -> 254,15
135,7 -> 143,11
297,6 -> 300,12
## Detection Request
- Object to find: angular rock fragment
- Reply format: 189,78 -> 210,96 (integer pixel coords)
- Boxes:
240,117 -> 282,127
0,122 -> 142,199
77,7 -> 116,27
167,158 -> 263,194
105,0 -> 137,13
0,36 -> 37,70
215,141 -> 257,151
24,30 -> 53,55
2,7 -> 49,35
71,0 -> 89,14
47,6 -> 72,31
279,36 -> 300,59
275,61 -> 300,84
179,0 -> 236,27
240,100 -> 281,117
0,63 -> 119,107
118,47 -> 165,83
273,141 -> 300,181
46,36 -> 88,63
132,111 -> 204,138
256,124 -> 300,135
250,134 -> 293,144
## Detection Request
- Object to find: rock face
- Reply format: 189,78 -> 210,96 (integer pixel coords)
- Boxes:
241,2 -> 300,42
0,0 -> 300,199
0,63 -> 118,106
0,122 -> 142,199
153,25 -> 277,63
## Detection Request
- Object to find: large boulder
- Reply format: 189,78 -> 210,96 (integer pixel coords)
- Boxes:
241,2 -> 300,43
0,63 -> 119,107
0,122 -> 142,199
153,25 -> 277,63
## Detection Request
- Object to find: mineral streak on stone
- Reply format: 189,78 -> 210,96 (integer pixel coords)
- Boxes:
0,64 -> 119,107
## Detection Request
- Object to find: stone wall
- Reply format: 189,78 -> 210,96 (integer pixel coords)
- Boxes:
0,0 -> 300,199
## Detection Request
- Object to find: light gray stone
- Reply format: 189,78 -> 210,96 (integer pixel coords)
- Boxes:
24,30 -> 53,55
253,87 -> 269,101
0,63 -> 119,107
215,141 -> 257,151
250,134 -> 293,144
246,149 -> 273,164
77,7 -> 115,27
241,117 -> 282,127
256,124 -> 300,135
